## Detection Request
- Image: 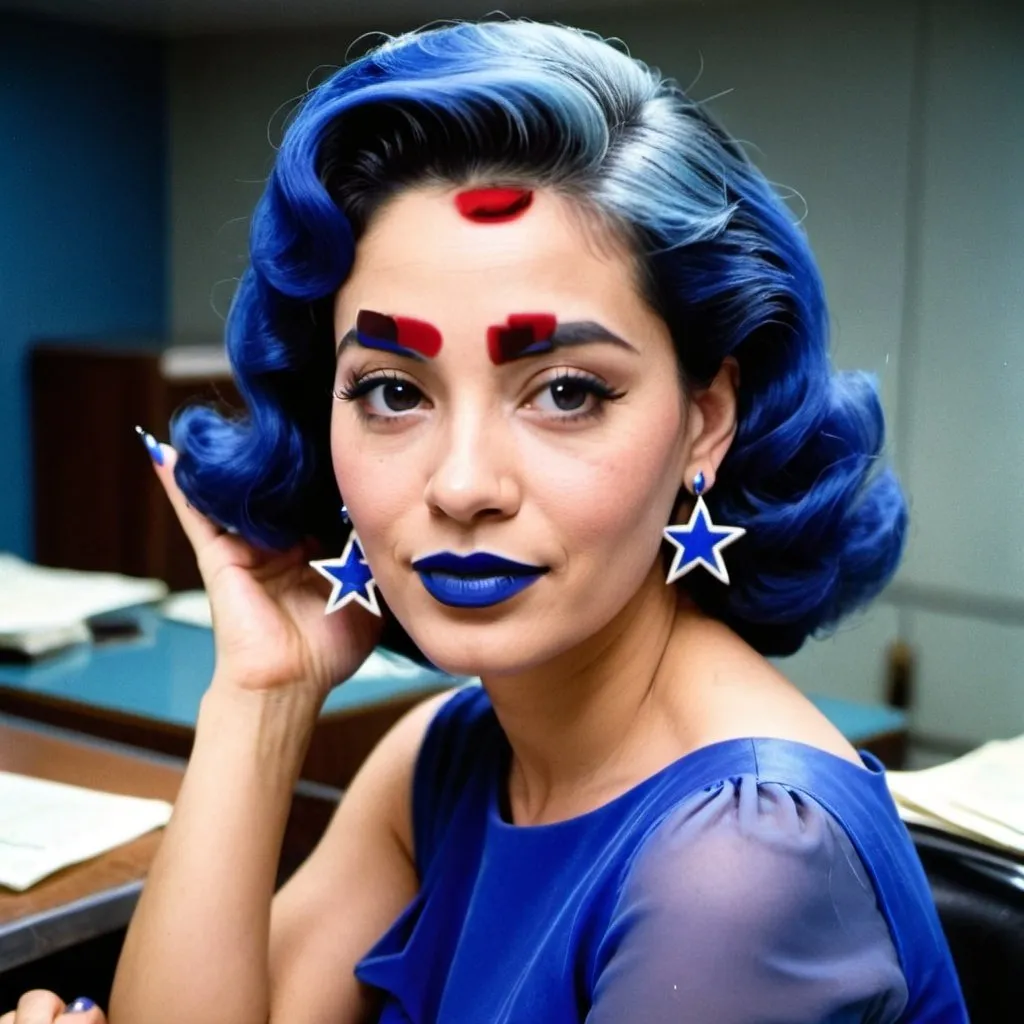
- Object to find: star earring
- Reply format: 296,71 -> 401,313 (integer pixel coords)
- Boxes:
309,509 -> 382,616
663,471 -> 746,585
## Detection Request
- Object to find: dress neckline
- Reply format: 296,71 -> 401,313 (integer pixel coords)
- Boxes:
487,717 -> 886,835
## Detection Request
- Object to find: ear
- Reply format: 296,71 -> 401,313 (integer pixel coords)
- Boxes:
682,357 -> 739,492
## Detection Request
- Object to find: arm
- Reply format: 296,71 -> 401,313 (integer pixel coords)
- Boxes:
267,691 -> 452,1024
108,682 -> 318,1024
587,779 -> 909,1024
108,688 -> 449,1024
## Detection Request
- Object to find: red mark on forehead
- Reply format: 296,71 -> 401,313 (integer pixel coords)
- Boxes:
487,313 -> 558,365
455,187 -> 534,224
356,309 -> 442,359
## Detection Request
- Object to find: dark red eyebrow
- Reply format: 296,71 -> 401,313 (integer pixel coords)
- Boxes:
337,310 -> 443,360
487,316 -> 638,364
337,315 -> 637,363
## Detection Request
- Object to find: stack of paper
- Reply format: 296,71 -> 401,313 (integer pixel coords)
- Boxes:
887,735 -> 1024,857
0,772 -> 173,891
0,554 -> 167,657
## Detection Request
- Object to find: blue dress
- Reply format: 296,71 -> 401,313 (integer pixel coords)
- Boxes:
355,686 -> 966,1022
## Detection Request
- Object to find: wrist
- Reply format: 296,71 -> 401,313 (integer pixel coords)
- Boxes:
208,667 -> 328,706
197,682 -> 323,783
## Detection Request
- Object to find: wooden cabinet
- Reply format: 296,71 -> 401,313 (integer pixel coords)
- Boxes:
31,339 -> 239,592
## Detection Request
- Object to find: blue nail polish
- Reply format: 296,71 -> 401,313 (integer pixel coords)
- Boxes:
134,425 -> 164,466
66,996 -> 96,1013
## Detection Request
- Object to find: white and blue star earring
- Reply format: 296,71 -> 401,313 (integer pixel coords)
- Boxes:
663,472 -> 746,585
309,505 -> 382,616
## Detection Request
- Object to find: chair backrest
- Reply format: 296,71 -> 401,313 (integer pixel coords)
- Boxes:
912,828 -> 1024,1022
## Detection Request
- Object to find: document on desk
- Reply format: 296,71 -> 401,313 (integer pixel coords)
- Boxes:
0,772 -> 173,891
0,554 -> 168,656
887,735 -> 1024,855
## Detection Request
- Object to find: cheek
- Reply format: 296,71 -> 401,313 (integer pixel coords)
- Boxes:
329,419 -> 415,537
532,417 -> 684,554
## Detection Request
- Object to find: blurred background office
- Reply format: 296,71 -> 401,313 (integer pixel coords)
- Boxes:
1,0 -> 1021,765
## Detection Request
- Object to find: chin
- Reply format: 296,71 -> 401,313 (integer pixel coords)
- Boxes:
406,614 -> 572,681
414,638 -> 540,681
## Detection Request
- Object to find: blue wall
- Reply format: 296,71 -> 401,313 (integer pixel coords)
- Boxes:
0,16 -> 166,556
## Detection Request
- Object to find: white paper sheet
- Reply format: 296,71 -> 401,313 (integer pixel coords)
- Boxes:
887,734 -> 1024,855
0,772 -> 173,892
0,554 -> 168,654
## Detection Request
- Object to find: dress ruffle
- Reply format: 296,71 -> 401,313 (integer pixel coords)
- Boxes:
356,884 -> 460,1019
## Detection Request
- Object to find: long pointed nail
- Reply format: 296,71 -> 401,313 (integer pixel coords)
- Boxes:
134,425 -> 164,466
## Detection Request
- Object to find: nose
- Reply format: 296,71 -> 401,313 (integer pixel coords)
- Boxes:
423,404 -> 521,524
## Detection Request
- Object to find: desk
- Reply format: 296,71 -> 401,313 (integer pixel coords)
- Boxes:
0,610 -> 909,782
0,715 -> 340,973
0,609 -> 458,787
0,716 -> 182,971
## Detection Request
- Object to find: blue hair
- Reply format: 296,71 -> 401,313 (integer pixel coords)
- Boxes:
172,19 -> 906,658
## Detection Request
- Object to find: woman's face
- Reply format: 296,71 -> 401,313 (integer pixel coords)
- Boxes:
331,185 -> 693,677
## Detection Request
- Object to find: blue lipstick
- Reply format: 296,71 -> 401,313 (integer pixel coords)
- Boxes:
412,552 -> 548,609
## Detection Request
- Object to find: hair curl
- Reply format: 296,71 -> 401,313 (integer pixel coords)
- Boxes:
172,19 -> 907,659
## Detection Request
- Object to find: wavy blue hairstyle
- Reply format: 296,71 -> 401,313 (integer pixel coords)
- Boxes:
172,19 -> 907,658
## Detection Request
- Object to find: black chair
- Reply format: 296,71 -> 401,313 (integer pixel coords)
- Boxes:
911,825 -> 1024,1023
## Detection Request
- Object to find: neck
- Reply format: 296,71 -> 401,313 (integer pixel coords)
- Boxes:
480,565 -> 699,825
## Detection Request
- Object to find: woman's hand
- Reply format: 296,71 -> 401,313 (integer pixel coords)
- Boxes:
0,992 -> 105,1023
141,430 -> 383,701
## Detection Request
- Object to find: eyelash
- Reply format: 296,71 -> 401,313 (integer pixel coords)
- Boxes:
333,368 -> 625,423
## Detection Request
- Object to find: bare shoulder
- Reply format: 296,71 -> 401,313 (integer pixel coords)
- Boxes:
267,687 -> 458,1024
674,616 -> 863,768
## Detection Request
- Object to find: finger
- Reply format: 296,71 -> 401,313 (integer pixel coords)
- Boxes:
7,989 -> 64,1023
135,426 -> 224,553
56,998 -> 106,1022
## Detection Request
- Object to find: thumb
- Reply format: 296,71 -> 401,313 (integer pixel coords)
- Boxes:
57,996 -> 106,1021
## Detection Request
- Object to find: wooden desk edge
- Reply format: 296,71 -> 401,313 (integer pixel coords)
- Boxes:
0,686 -> 194,760
0,683 -> 453,786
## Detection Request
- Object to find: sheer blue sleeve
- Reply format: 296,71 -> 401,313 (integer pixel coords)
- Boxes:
589,777 -> 909,1023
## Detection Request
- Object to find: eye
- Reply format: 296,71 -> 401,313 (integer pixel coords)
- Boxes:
366,379 -> 423,415
527,372 -> 623,419
547,379 -> 590,411
334,372 -> 427,419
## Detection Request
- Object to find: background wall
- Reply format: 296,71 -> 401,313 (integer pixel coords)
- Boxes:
0,16 -> 167,557
893,0 -> 1024,746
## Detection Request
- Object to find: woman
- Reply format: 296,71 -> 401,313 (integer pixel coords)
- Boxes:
3,19 -> 965,1024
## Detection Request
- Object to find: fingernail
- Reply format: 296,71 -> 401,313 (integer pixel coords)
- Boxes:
134,425 -> 164,466
66,997 -> 96,1013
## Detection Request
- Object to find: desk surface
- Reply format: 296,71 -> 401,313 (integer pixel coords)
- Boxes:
0,716 -> 183,971
0,609 -> 459,727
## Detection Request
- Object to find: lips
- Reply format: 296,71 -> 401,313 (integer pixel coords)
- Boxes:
411,551 -> 548,609
412,552 -> 544,576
